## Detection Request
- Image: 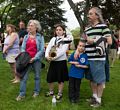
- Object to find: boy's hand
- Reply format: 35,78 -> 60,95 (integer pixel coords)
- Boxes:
73,62 -> 79,65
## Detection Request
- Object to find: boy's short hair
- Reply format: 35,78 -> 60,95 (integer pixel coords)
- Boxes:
77,38 -> 87,46
79,37 -> 87,44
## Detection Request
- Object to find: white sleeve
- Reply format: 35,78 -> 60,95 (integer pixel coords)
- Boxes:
55,44 -> 69,59
45,37 -> 55,58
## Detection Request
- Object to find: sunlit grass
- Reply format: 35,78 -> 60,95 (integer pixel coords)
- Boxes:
0,52 -> 120,110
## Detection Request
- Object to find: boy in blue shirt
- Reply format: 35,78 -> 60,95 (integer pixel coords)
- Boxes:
68,40 -> 89,103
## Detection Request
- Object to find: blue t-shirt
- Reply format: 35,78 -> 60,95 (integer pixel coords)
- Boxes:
68,52 -> 89,79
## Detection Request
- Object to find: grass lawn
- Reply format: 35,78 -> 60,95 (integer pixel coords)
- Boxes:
0,52 -> 120,110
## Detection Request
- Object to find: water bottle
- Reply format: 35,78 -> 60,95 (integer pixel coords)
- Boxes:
52,95 -> 56,106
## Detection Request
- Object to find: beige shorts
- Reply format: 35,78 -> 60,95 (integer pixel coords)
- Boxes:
110,49 -> 117,59
6,54 -> 18,63
117,47 -> 120,54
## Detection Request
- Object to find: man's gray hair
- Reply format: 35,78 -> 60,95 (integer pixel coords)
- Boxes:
28,19 -> 42,32
92,7 -> 104,23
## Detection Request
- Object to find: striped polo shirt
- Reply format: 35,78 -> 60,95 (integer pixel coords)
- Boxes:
85,23 -> 111,60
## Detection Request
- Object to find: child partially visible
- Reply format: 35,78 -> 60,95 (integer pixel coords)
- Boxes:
68,40 -> 89,103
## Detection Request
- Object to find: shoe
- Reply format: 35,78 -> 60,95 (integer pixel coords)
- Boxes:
16,95 -> 25,101
12,79 -> 20,84
86,96 -> 96,104
45,91 -> 54,97
56,93 -> 62,101
90,101 -> 101,108
32,93 -> 39,98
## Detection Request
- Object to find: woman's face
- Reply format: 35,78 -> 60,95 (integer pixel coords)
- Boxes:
28,22 -> 37,33
6,26 -> 12,33
55,26 -> 64,37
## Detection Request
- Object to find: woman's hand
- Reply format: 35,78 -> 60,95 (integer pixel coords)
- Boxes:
46,56 -> 53,61
30,58 -> 34,63
3,49 -> 8,54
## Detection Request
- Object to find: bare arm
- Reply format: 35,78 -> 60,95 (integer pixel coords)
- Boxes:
68,61 -> 79,65
75,64 -> 88,69
3,33 -> 17,53
106,36 -> 112,45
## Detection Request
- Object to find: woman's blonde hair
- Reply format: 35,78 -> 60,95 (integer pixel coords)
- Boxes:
6,24 -> 16,32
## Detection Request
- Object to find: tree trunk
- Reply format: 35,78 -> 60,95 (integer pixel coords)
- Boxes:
67,0 -> 84,34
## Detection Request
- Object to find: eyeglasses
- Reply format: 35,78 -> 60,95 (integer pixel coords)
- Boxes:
87,12 -> 99,16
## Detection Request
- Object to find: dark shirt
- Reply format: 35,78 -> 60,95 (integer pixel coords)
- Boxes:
18,28 -> 28,39
110,34 -> 118,49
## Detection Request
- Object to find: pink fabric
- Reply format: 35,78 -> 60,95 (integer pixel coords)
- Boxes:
26,37 -> 37,58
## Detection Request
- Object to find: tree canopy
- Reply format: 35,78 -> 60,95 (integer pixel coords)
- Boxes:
0,0 -> 67,40
67,0 -> 120,34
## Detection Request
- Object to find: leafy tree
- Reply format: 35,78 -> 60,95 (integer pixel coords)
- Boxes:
71,27 -> 80,39
67,0 -> 120,34
0,0 -> 67,40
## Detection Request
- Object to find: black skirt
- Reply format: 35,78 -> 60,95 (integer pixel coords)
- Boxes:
47,60 -> 68,83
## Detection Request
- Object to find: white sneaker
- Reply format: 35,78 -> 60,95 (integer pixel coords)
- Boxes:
16,95 -> 25,101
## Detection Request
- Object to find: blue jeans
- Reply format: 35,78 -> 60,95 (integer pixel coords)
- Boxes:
85,60 -> 106,84
19,60 -> 41,96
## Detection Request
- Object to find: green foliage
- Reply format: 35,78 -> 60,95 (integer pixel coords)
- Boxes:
0,0 -> 67,38
71,27 -> 80,39
0,52 -> 120,109
74,38 -> 79,49
67,0 -> 120,30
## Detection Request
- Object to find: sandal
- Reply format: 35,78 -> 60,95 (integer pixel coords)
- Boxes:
45,91 -> 54,97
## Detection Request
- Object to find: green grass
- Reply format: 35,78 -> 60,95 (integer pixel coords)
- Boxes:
0,52 -> 120,110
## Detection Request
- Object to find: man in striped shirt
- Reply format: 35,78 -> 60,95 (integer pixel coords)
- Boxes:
85,7 -> 112,107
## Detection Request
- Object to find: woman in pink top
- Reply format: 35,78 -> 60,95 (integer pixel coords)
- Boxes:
16,20 -> 44,101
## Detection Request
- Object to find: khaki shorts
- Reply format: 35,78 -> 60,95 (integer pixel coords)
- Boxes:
6,54 -> 18,63
110,49 -> 117,59
117,47 -> 120,54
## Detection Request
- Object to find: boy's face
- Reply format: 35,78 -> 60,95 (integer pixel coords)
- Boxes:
77,42 -> 85,53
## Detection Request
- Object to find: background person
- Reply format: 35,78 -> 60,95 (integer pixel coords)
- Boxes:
109,30 -> 118,67
18,21 -> 28,46
3,24 -> 20,83
16,20 -> 44,101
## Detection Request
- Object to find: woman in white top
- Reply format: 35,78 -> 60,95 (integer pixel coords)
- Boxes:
45,24 -> 69,100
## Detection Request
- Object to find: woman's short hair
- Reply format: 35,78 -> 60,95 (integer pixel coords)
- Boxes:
27,20 -> 42,32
